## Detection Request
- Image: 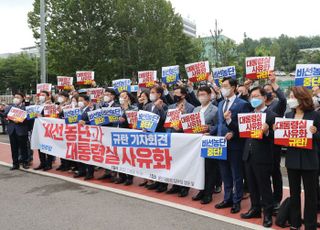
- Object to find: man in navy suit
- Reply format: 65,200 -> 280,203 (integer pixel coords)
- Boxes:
210,77 -> 251,214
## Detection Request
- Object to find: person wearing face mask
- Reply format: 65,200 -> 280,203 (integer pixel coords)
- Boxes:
192,86 -> 221,205
73,94 -> 96,180
165,86 -> 195,197
4,93 -> 29,170
277,86 -> 320,230
56,91 -> 73,172
97,88 -> 121,181
240,87 -> 277,228
263,74 -> 287,213
137,90 -> 150,110
143,85 -> 168,193
210,77 -> 251,214
33,91 -> 55,171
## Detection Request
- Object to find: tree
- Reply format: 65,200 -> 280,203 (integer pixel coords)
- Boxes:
28,0 -> 202,85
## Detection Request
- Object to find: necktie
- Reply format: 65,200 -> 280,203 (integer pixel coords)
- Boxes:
223,99 -> 230,113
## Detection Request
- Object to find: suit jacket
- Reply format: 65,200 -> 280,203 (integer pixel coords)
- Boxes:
285,110 -> 320,170
243,109 -> 277,164
210,97 -> 251,151
81,106 -> 93,125
266,88 -> 287,117
143,102 -> 168,132
101,101 -> 120,127
193,103 -> 218,127
4,104 -> 29,136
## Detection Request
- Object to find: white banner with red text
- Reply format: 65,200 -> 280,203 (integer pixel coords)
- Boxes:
31,118 -> 205,189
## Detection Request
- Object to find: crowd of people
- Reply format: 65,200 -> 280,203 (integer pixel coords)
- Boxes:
3,74 -> 320,230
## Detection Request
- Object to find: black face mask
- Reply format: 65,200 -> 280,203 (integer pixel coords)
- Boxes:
174,95 -> 183,103
239,94 -> 248,101
266,92 -> 273,101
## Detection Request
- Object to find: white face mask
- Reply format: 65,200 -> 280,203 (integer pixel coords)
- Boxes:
221,88 -> 231,98
78,101 -> 85,108
57,97 -> 64,103
211,94 -> 216,101
39,96 -> 46,103
13,98 -> 21,105
313,96 -> 320,108
150,93 -> 157,102
287,98 -> 299,109
104,95 -> 111,102
119,98 -> 125,105
71,101 -> 78,108
198,96 -> 209,105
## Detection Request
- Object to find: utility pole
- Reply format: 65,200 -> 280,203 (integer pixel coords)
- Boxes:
40,0 -> 46,83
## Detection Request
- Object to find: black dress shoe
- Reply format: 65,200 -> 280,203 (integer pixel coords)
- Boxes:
98,173 -> 112,180
43,166 -> 52,171
166,187 -> 180,194
33,165 -> 45,170
56,165 -> 64,171
156,185 -> 167,193
115,178 -> 125,184
10,165 -> 19,170
74,172 -> 85,178
263,215 -> 273,228
240,208 -> 261,219
22,163 -> 29,169
178,188 -> 189,197
124,179 -> 133,186
84,175 -> 94,180
139,181 -> 148,187
213,185 -> 222,194
200,196 -> 212,204
192,191 -> 204,201
231,203 -> 241,214
215,200 -> 233,209
147,183 -> 159,190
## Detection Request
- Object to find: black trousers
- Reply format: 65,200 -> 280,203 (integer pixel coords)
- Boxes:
271,146 -> 283,203
38,150 -> 53,167
9,130 -> 28,166
119,173 -> 133,181
245,160 -> 273,216
78,162 -> 94,176
60,159 -> 72,169
287,168 -> 318,230
203,158 -> 221,196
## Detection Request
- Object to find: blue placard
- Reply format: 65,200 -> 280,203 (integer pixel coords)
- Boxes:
26,105 -> 44,120
212,66 -> 236,86
162,65 -> 180,85
63,108 -> 82,124
88,109 -> 108,126
200,136 -> 227,160
295,64 -> 320,88
136,111 -> 160,132
112,79 -> 132,94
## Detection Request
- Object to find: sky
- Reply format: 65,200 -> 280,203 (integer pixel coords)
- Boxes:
0,0 -> 320,53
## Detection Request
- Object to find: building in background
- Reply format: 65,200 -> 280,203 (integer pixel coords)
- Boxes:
182,17 -> 197,37
0,46 -> 39,58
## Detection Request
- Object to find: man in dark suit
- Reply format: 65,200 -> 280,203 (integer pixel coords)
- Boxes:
143,85 -> 168,192
263,74 -> 287,211
74,94 -> 95,180
192,86 -> 220,204
4,93 -> 29,170
240,86 -> 276,228
210,77 -> 251,214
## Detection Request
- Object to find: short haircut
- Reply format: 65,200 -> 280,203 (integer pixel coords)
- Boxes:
105,88 -> 117,97
197,86 -> 211,95
150,85 -> 164,95
79,94 -> 90,102
40,91 -> 50,97
174,85 -> 188,96
249,86 -> 266,97
222,77 -> 237,88
58,91 -> 69,98
14,92 -> 25,98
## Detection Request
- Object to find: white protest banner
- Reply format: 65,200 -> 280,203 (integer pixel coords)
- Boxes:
112,79 -> 132,94
7,107 -> 27,123
162,65 -> 179,85
57,76 -> 73,90
76,71 -> 94,85
295,64 -> 320,88
274,118 -> 313,150
138,71 -> 157,88
43,104 -> 59,118
245,56 -> 275,80
181,112 -> 205,133
87,88 -> 105,102
238,113 -> 266,139
164,108 -> 181,129
26,105 -> 44,120
37,83 -> 52,95
136,110 -> 160,132
31,118 -> 205,189
201,136 -> 227,160
185,61 -> 210,83
212,66 -> 236,86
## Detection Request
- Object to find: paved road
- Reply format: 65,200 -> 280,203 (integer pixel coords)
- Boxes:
0,165 -> 248,230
